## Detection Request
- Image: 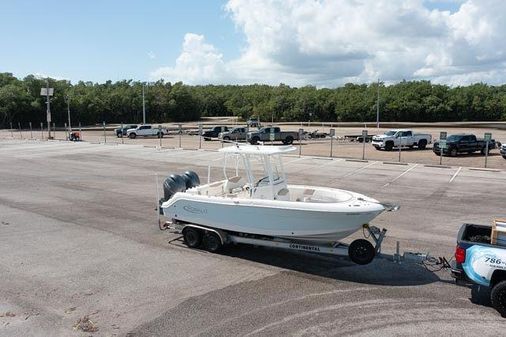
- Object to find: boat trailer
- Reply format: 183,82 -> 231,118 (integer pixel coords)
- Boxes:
160,219 -> 451,268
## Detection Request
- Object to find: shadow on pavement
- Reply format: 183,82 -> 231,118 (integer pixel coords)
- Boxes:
214,242 -> 440,287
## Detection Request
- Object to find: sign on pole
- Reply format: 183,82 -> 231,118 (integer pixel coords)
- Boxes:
329,128 -> 335,157
440,131 -> 447,140
484,132 -> 492,168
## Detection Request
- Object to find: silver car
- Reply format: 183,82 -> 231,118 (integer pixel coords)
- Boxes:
219,127 -> 248,142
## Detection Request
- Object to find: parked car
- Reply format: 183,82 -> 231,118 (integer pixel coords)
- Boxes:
433,134 -> 497,156
126,125 -> 169,139
202,126 -> 229,140
218,127 -> 248,141
371,129 -> 432,151
247,126 -> 300,145
115,124 -> 137,137
451,223 -> 506,317
501,143 -> 506,159
247,117 -> 260,128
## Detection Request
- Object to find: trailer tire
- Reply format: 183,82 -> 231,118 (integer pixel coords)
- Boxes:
203,232 -> 222,253
183,227 -> 202,248
491,280 -> 506,317
348,239 -> 375,265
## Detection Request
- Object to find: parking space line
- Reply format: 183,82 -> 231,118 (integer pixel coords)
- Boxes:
341,161 -> 378,178
285,157 -> 306,164
382,164 -> 419,187
449,167 -> 462,183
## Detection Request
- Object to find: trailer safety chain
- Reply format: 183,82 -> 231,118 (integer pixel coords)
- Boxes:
421,256 -> 453,272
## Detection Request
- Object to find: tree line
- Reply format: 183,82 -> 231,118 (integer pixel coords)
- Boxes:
1,72 -> 505,128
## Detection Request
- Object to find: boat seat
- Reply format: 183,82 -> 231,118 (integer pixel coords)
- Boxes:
223,176 -> 245,194
303,189 -> 315,196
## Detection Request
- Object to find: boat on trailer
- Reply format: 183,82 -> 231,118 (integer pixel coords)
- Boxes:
159,144 -> 398,264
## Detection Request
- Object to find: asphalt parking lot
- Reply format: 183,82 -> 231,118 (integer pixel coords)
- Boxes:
1,139 -> 506,336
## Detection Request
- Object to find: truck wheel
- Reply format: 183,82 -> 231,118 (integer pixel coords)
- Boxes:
450,148 -> 457,157
348,239 -> 375,265
250,136 -> 260,145
117,133 -> 122,138
203,232 -> 222,253
418,139 -> 427,150
481,147 -> 489,155
223,136 -> 230,141
385,141 -> 394,151
129,133 -> 137,139
491,280 -> 506,317
157,132 -> 164,138
502,155 -> 506,160
284,136 -> 294,145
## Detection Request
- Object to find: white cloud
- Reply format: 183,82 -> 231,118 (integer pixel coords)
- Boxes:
147,51 -> 156,60
151,0 -> 506,86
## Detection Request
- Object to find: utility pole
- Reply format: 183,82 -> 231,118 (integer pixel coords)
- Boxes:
46,79 -> 51,139
142,84 -> 146,124
66,95 -> 72,134
376,78 -> 380,129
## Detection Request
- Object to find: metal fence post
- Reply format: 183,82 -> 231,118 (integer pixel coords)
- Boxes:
103,121 -> 106,143
64,122 -> 68,140
484,132 -> 492,168
79,122 -> 82,141
53,123 -> 56,139
29,122 -> 33,139
329,128 -> 335,158
198,123 -> 202,149
485,141 -> 489,168
40,122 -> 43,139
18,122 -> 22,139
121,122 -> 124,144
158,124 -> 162,148
10,122 -> 13,137
362,130 -> 368,160
298,128 -> 303,157
398,135 -> 402,162
178,124 -> 182,148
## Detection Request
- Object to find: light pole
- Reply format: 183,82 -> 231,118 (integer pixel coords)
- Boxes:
40,79 -> 54,139
142,84 -> 146,124
376,78 -> 380,129
65,95 -> 72,136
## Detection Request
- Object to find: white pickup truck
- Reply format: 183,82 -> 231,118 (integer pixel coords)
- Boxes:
371,129 -> 432,151
127,125 -> 169,139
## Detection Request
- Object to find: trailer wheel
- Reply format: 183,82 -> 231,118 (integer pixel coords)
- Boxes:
348,239 -> 375,265
203,232 -> 222,253
491,280 -> 506,317
183,227 -> 202,248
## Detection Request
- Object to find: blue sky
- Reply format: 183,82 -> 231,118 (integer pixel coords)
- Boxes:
0,0 -> 241,82
1,0 -> 504,86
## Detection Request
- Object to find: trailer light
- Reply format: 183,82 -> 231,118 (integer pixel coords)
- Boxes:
455,246 -> 466,264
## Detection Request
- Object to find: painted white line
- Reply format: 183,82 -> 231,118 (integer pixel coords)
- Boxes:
320,158 -> 345,167
449,166 -> 462,183
383,164 -> 419,187
341,161 -> 378,178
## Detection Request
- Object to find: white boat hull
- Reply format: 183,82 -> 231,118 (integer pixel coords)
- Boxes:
162,185 -> 385,243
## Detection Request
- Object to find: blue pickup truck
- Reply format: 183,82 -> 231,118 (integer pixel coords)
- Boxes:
451,223 -> 506,317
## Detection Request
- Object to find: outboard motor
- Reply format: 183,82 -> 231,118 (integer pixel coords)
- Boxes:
160,171 -> 200,210
182,170 -> 200,189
